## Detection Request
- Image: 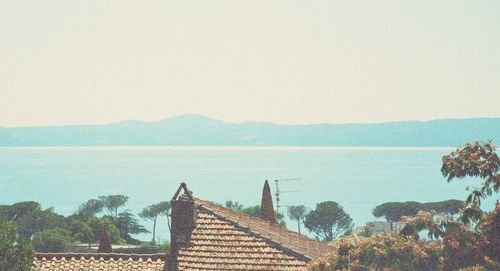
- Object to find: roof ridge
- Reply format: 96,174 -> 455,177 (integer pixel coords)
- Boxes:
193,197 -> 333,260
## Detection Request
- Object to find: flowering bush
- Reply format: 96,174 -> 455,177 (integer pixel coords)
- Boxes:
309,141 -> 500,271
309,233 -> 442,271
441,141 -> 499,224
477,204 -> 500,263
308,206 -> 500,271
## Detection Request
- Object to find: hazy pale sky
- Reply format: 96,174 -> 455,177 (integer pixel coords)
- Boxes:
1,1 -> 499,127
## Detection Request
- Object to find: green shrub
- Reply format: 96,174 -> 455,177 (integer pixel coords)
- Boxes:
32,228 -> 71,252
0,217 -> 33,271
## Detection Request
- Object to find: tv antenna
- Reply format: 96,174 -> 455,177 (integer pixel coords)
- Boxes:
274,178 -> 300,213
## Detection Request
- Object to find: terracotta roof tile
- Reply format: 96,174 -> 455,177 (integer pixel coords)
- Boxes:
193,198 -> 333,260
32,253 -> 168,271
172,199 -> 334,271
176,209 -> 306,270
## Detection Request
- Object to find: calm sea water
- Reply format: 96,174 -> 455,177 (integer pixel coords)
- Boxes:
0,147 -> 495,242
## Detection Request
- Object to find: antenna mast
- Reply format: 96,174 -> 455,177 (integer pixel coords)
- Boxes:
274,178 -> 300,213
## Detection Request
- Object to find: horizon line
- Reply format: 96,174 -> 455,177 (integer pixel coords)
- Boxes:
0,146 -> 457,151
1,113 -> 499,128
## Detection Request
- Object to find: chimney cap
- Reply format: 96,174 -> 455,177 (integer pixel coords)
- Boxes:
171,182 -> 194,201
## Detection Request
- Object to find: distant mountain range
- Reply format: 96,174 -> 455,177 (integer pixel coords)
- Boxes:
0,114 -> 499,146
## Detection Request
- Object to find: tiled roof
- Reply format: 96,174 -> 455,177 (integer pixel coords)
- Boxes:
32,253 -> 168,271
194,198 -> 333,260
173,198 -> 334,271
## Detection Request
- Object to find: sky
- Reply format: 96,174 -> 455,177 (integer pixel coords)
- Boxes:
1,1 -> 499,127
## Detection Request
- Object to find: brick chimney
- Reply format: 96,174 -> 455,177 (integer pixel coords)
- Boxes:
97,226 -> 112,253
168,183 -> 196,271
260,180 -> 277,223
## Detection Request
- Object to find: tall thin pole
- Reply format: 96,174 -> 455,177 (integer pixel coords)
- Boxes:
274,180 -> 280,213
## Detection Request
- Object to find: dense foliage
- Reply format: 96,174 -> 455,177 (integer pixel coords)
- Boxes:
32,228 -> 71,252
0,196 -> 173,252
0,216 -> 33,271
373,200 -> 463,222
0,201 -> 64,241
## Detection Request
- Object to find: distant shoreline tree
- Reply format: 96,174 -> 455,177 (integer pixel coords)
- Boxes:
86,216 -> 123,244
76,199 -> 104,219
139,201 -> 171,243
68,220 -> 94,243
115,211 -> 149,244
373,199 -> 464,223
99,195 -> 129,218
225,200 -> 244,212
0,201 -> 64,241
304,201 -> 353,242
287,205 -> 308,234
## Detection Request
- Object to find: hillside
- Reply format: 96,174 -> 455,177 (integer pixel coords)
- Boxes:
0,114 -> 498,146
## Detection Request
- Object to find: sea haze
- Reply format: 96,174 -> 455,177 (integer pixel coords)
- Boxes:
0,146 -> 495,242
